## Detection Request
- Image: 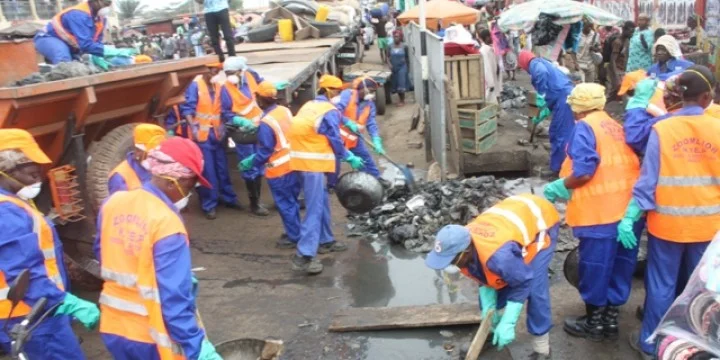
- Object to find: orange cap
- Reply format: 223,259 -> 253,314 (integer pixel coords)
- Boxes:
319,74 -> 343,89
618,70 -> 648,96
134,124 -> 166,151
0,129 -> 51,164
256,81 -> 278,98
207,62 -> 223,69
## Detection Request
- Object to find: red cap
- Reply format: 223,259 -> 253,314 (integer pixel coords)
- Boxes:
518,50 -> 536,71
156,137 -> 212,188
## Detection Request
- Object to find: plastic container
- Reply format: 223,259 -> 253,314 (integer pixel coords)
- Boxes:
277,19 -> 294,42
315,5 -> 330,22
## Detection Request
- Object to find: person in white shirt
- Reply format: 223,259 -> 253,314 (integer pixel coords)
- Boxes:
577,20 -> 601,83
478,29 -> 502,103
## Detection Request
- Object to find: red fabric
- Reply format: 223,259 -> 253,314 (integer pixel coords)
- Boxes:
156,137 -> 211,188
518,50 -> 535,71
444,42 -> 479,56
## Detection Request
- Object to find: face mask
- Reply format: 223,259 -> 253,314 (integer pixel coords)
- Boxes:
141,159 -> 150,170
98,7 -> 111,18
174,194 -> 191,210
17,182 -> 42,200
330,95 -> 341,104
443,264 -> 460,275
228,75 -> 240,85
364,93 -> 376,101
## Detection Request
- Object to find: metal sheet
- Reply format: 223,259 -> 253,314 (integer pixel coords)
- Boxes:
426,31 -> 446,180
406,23 -> 424,107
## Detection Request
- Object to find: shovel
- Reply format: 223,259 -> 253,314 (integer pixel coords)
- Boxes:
356,133 -> 417,191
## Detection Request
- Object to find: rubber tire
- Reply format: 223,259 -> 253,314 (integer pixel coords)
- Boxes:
87,123 -> 139,212
375,85 -> 387,115
384,82 -> 392,104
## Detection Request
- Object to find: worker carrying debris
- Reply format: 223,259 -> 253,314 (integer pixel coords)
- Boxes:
619,66 -> 720,359
0,129 -> 99,359
239,81 -> 302,249
425,194 -> 560,360
108,124 -> 166,194
543,83 -> 644,342
333,76 -> 386,179
288,74 -> 364,275
518,50 -> 575,173
96,137 -> 222,360
34,0 -> 136,67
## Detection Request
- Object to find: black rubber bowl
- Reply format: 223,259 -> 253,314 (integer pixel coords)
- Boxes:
335,171 -> 384,214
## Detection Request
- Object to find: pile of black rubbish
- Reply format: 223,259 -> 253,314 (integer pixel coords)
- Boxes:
347,176 -> 509,252
499,84 -> 528,110
14,58 -> 103,86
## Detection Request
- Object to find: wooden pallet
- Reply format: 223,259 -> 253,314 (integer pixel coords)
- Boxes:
458,103 -> 499,154
445,54 -> 484,104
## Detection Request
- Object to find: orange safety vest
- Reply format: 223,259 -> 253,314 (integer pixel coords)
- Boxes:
261,106 -> 294,179
225,74 -> 263,125
191,75 -> 222,143
559,111 -> 640,227
98,189 -> 193,360
169,105 -> 186,138
647,112 -> 720,242
706,103 -> 720,119
50,2 -> 104,50
339,89 -> 372,148
289,100 -> 338,173
459,194 -> 560,290
108,160 -> 142,193
0,195 -> 65,319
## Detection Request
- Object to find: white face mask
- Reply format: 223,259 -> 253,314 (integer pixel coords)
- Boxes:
330,95 -> 341,104
98,7 -> 111,18
17,182 -> 42,200
227,75 -> 240,85
443,264 -> 460,275
174,194 -> 191,210
364,93 -> 376,101
141,159 -> 150,170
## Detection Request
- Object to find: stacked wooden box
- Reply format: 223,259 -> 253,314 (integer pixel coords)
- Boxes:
457,102 -> 499,154
444,55 -> 485,104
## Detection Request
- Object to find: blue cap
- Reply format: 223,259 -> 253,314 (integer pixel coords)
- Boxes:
425,224 -> 472,270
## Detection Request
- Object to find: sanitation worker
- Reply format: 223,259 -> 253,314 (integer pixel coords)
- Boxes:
220,56 -> 270,216
542,83 -> 644,342
518,50 -> 575,173
333,76 -> 385,178
108,124 -> 166,194
288,74 -> 364,275
34,0 -> 135,67
617,66 -> 720,359
425,194 -> 560,360
96,137 -> 222,360
239,81 -> 301,248
0,129 -> 99,359
182,62 -> 243,220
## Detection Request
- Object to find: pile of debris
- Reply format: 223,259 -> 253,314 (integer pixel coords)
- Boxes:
347,176 -> 509,252
499,84 -> 528,110
14,60 -> 102,86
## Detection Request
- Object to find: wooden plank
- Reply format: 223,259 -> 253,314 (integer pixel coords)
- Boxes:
465,309 -> 495,360
329,303 -> 481,332
451,62 -> 461,100
467,57 -> 481,99
460,60 -> 470,99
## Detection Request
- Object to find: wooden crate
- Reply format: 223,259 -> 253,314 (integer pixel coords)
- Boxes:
458,103 -> 499,154
445,54 -> 485,104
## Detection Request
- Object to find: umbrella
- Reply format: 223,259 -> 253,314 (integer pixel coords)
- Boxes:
397,0 -> 480,29
497,0 -> 623,31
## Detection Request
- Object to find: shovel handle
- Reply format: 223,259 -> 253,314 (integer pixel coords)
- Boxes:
357,132 -> 401,169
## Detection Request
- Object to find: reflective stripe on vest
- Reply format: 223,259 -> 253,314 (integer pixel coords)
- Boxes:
0,287 -> 8,300
648,113 -> 720,242
192,76 -> 222,143
150,329 -> 185,356
51,2 -> 104,50
483,195 -> 548,252
262,106 -> 294,178
289,151 -> 336,160
340,89 -> 371,148
289,100 -> 338,173
226,75 -> 263,125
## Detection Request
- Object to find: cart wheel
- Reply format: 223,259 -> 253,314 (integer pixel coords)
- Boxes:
384,82 -> 392,105
376,85 -> 387,115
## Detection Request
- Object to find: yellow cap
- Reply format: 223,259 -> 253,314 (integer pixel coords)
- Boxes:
567,83 -> 607,113
207,62 -> 223,69
0,129 -> 51,164
618,70 -> 648,96
134,124 -> 166,151
319,74 -> 343,89
256,81 -> 278,98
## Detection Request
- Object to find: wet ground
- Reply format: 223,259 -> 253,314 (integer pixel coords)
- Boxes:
71,50 -> 649,360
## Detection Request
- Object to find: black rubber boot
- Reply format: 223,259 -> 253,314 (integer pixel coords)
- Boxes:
246,179 -> 269,216
563,304 -> 605,342
602,306 -> 620,340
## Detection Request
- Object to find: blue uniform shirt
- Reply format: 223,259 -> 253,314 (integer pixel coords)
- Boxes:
180,81 -> 224,145
647,58 -> 694,81
220,69 -> 264,125
203,0 -> 229,13
47,8 -> 105,56
336,90 -> 380,138
108,152 -> 151,194
251,104 -> 279,169
624,108 -> 657,155
94,183 -> 204,359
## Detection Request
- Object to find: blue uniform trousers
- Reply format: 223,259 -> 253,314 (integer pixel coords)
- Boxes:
296,172 -> 335,257
639,233 -> 709,354
34,35 -> 74,64
348,140 -> 380,178
548,102 -> 575,172
0,315 -> 84,360
196,142 -> 238,212
235,143 -> 262,180
268,172 -> 302,243
101,333 -> 160,360
496,235 -> 557,336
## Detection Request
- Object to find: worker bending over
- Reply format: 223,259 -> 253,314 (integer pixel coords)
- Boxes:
518,50 -> 575,173
543,83 -> 643,342
182,63 -> 242,220
221,56 -> 269,216
0,129 -> 99,359
34,0 -> 135,67
108,124 -> 166,194
164,105 -> 187,138
619,66 -> 720,359
426,194 -> 559,360
333,76 -> 386,178
96,137 -> 222,360
239,81 -> 301,248
288,75 -> 364,275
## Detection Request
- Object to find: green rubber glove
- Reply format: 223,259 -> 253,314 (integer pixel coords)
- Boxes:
191,274 -> 199,300
232,116 -> 253,128
535,93 -> 547,108
478,286 -> 497,321
345,152 -> 365,170
239,154 -> 255,172
543,178 -> 571,203
199,339 -> 223,360
617,198 -> 644,250
90,55 -> 110,71
56,293 -> 100,330
344,118 -> 360,133
372,136 -> 386,155
492,301 -> 523,350
274,80 -> 289,90
167,129 -> 175,137
626,79 -> 657,110
103,46 -> 137,58
532,107 -> 551,125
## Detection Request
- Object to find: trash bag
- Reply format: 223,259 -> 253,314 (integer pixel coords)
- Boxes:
531,14 -> 563,47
